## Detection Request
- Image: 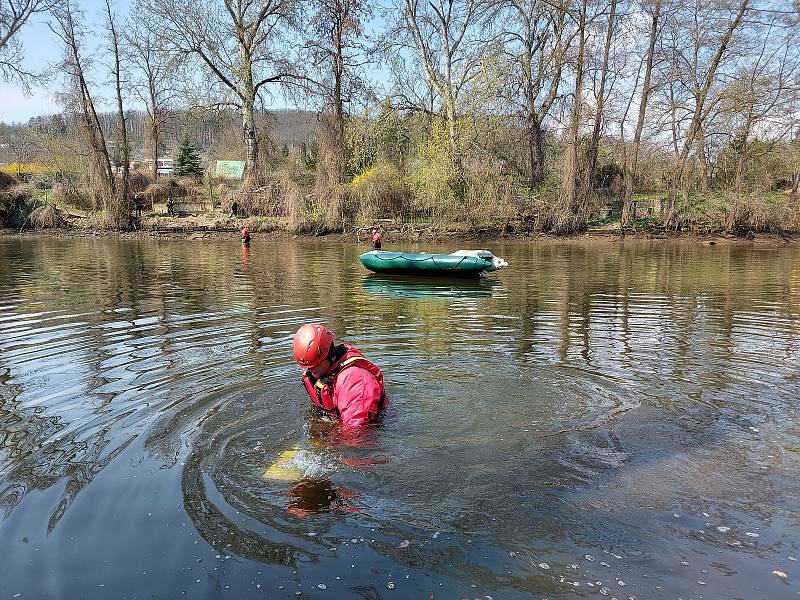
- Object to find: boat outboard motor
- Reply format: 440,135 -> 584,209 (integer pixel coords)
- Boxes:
449,250 -> 508,276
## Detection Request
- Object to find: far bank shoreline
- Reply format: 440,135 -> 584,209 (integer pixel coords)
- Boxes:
1,226 -> 797,247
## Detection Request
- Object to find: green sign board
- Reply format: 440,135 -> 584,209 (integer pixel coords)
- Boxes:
215,160 -> 245,180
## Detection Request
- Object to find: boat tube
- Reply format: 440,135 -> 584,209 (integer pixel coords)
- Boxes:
359,249 -> 508,278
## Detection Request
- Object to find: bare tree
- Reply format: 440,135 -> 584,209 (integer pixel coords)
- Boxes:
557,0 -> 589,231
663,0 -> 751,227
581,0 -> 618,201
727,21 -> 799,192
51,0 -> 122,226
396,0 -> 488,159
104,0 -> 129,203
144,0 -> 299,180
621,0 -> 662,230
125,0 -> 179,180
0,0 -> 53,80
304,0 -> 372,183
495,0 -> 572,188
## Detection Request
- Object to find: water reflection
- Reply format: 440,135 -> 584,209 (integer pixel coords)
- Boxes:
286,479 -> 362,518
361,274 -> 503,300
0,237 -> 799,599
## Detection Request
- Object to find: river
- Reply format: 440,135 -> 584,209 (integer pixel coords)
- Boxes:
1,237 -> 798,599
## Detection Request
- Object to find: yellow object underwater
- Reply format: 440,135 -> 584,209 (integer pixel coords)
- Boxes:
262,446 -> 304,481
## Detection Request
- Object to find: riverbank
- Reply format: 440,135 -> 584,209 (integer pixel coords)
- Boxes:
3,202 -> 799,244
2,222 -> 796,247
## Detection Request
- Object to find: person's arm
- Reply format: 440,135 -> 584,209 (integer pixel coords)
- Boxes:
334,368 -> 382,428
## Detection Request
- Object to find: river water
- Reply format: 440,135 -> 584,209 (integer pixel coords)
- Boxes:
1,237 -> 798,599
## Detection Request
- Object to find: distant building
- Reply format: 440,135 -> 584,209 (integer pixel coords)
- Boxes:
133,158 -> 174,176
156,158 -> 174,176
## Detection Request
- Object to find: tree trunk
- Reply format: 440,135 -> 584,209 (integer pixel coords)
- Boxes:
622,0 -> 661,231
150,115 -> 159,181
790,172 -> 799,205
242,98 -> 258,179
697,127 -> 709,192
583,0 -> 617,211
528,115 -> 545,189
734,111 -> 754,193
106,0 -> 128,215
558,1 -> 587,230
331,7 -> 346,184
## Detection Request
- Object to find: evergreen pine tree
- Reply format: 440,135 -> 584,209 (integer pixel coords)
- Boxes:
173,140 -> 204,177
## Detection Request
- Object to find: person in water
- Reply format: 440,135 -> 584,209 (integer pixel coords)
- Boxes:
293,323 -> 386,428
240,225 -> 250,244
371,227 -> 383,249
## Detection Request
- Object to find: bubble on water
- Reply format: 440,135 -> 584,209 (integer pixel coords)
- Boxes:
697,581 -> 706,585
673,513 -> 680,518
716,526 -> 730,533
432,532 -> 439,539
584,554 -> 595,562
680,561 -> 690,566
599,587 -> 611,596
600,561 -> 610,567
317,583 -> 327,590
745,532 -> 759,537
617,580 -> 626,587
398,540 -> 410,548
387,582 -> 395,589
537,563 -> 550,570
789,557 -> 797,562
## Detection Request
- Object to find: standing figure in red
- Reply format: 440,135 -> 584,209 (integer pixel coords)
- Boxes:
292,324 -> 387,428
371,227 -> 383,249
240,225 -> 250,244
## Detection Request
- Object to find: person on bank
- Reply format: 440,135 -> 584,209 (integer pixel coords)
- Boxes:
293,324 -> 386,428
241,225 -> 250,244
371,227 -> 383,250
133,194 -> 143,218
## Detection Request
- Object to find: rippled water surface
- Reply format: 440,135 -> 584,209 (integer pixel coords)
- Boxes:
1,237 -> 799,599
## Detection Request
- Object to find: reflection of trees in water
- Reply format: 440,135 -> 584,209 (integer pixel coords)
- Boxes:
0,240 -> 211,529
2,237 -> 799,556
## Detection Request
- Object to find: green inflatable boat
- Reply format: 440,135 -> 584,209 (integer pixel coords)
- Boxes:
359,250 -> 508,278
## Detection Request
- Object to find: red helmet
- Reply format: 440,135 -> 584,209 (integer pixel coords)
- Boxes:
293,323 -> 334,368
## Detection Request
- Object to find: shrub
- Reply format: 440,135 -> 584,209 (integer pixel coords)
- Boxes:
129,171 -> 152,193
406,123 -> 461,218
0,172 -> 19,191
0,186 -> 32,228
142,179 -> 190,204
52,181 -> 85,208
29,204 -> 68,229
349,163 -> 411,224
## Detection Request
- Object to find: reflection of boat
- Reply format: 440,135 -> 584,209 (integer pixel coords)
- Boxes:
362,274 -> 501,299
359,250 -> 508,278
